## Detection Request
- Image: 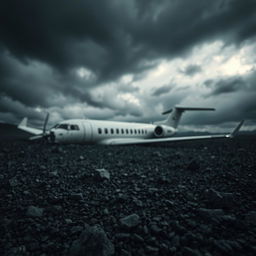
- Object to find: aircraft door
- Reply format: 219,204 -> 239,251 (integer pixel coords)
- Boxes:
82,121 -> 93,143
69,123 -> 84,143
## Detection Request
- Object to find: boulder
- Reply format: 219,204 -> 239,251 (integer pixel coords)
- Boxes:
26,206 -> 44,217
69,224 -> 114,256
95,169 -> 110,181
120,214 -> 140,228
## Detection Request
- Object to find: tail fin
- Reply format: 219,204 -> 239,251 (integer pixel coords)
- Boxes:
162,105 -> 215,128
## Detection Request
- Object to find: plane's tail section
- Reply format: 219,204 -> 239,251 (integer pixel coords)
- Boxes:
161,106 -> 215,128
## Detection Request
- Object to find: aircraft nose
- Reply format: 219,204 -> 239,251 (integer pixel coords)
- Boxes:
49,131 -> 55,143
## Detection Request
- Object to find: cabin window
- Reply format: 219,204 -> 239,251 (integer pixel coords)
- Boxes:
126,129 -> 129,134
121,129 -> 124,134
145,129 -> 147,134
141,130 -> 144,134
58,124 -> 69,130
130,129 -> 133,134
138,129 -> 140,134
98,128 -> 102,134
105,128 -> 108,134
134,129 -> 137,134
70,124 -> 79,131
111,128 -> 114,134
116,128 -> 119,134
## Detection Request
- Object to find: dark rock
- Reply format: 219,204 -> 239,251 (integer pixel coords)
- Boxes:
120,214 -> 140,228
170,235 -> 180,247
70,193 -> 84,201
48,205 -> 63,215
132,234 -> 144,243
71,225 -> 84,234
69,224 -> 114,256
245,211 -> 256,225
49,171 -> 58,177
9,176 -> 19,187
197,208 -> 225,223
145,245 -> 159,253
150,224 -> 162,234
120,249 -> 131,256
214,239 -> 241,254
95,168 -> 110,181
187,160 -> 200,171
26,206 -> 44,217
134,199 -> 143,207
183,247 -> 202,256
204,188 -> 235,209
115,233 -> 131,240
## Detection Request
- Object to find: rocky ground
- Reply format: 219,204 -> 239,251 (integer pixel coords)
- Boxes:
0,136 -> 256,256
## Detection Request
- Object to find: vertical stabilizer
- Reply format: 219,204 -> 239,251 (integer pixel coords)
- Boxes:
162,106 -> 215,128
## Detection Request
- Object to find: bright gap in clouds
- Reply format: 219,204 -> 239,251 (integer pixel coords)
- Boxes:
136,40 -> 255,93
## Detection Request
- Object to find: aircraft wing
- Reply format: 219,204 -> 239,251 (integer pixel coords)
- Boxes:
101,121 -> 244,145
18,118 -> 42,135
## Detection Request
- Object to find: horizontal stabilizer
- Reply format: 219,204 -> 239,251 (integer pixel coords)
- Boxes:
162,106 -> 215,115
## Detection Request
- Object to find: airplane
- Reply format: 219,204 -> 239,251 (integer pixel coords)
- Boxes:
17,106 -> 244,145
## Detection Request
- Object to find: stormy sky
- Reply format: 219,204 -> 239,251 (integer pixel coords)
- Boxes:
0,0 -> 256,132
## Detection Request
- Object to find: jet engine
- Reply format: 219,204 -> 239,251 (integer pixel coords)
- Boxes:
154,125 -> 166,137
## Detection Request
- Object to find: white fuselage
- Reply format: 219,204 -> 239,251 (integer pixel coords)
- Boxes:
50,119 -> 176,144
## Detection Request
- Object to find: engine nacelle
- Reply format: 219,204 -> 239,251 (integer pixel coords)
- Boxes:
154,125 -> 166,137
154,125 -> 175,138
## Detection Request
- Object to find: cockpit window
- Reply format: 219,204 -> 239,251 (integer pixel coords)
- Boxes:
70,124 -> 79,130
58,124 -> 69,130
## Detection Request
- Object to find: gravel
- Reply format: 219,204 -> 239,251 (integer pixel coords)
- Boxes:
0,136 -> 256,255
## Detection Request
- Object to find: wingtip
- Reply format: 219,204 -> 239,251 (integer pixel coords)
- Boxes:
18,117 -> 28,128
230,120 -> 244,138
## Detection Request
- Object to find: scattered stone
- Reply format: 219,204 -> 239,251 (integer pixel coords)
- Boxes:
170,235 -> 180,247
134,199 -> 143,207
187,160 -> 200,171
120,214 -> 140,228
183,247 -> 202,256
245,211 -> 256,225
145,245 -> 159,253
70,193 -> 84,201
214,239 -> 241,254
132,233 -> 144,243
69,224 -> 114,256
95,168 -> 110,181
49,171 -> 58,177
48,205 -> 63,215
150,224 -> 162,234
197,208 -> 225,223
65,219 -> 73,224
204,188 -> 235,209
115,233 -> 131,240
26,206 -> 44,217
71,225 -> 84,234
9,177 -> 19,187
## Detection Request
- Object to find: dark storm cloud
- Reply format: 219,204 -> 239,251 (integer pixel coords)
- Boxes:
0,0 -> 256,126
209,77 -> 245,95
0,0 -> 255,80
152,85 -> 172,96
181,65 -> 202,76
183,71 -> 256,125
206,72 -> 256,96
